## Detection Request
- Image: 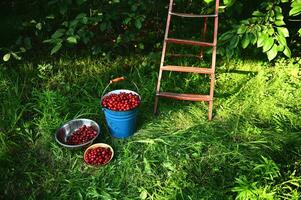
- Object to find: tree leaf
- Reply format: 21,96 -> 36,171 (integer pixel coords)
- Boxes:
252,11 -> 264,17
276,34 -> 287,46
11,52 -> 21,60
66,36 -> 77,44
3,53 -> 11,62
135,19 -> 142,29
277,27 -> 289,37
229,35 -> 240,48
298,28 -> 301,37
283,47 -> 291,58
50,42 -> 62,55
275,20 -> 285,26
237,25 -> 247,34
266,44 -> 278,61
262,37 -> 274,52
36,22 -> 42,30
241,33 -> 250,49
257,33 -> 268,48
51,29 -> 65,39
139,189 -> 148,200
289,4 -> 301,16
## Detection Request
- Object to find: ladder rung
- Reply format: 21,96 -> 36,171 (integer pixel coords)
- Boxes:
166,38 -> 215,47
157,92 -> 212,102
161,65 -> 213,74
170,12 -> 217,18
166,53 -> 203,59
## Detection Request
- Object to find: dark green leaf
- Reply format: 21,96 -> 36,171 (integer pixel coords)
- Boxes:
241,34 -> 250,49
274,6 -> 282,14
135,19 -> 142,29
20,47 -> 26,52
3,53 -> 10,62
50,42 -> 62,55
229,35 -> 240,48
257,33 -> 268,48
266,44 -> 278,61
66,36 -> 77,44
237,25 -> 247,34
252,11 -> 264,17
250,32 -> 257,45
100,23 -> 107,32
24,37 -> 32,49
263,37 -> 274,52
219,31 -> 234,41
51,29 -> 65,39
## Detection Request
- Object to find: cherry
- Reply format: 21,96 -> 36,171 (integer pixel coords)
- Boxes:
84,147 -> 113,165
102,92 -> 140,111
67,125 -> 97,145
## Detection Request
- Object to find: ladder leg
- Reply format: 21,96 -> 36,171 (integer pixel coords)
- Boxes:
208,73 -> 215,120
154,0 -> 174,114
208,0 -> 220,120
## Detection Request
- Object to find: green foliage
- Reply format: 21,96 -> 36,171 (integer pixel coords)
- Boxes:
289,0 -> 301,37
233,157 -> 301,199
219,0 -> 293,61
0,0 -> 300,62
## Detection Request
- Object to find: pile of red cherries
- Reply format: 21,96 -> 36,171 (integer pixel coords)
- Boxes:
102,92 -> 140,111
66,125 -> 97,145
84,147 -> 113,165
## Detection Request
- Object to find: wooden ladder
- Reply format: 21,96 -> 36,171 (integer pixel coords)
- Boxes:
154,0 -> 220,120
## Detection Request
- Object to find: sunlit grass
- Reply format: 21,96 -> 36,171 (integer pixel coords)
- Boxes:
0,54 -> 301,199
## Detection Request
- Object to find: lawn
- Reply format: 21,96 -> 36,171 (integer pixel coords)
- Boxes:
1,54 -> 301,199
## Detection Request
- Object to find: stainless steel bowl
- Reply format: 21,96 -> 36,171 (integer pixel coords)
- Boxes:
55,118 -> 100,149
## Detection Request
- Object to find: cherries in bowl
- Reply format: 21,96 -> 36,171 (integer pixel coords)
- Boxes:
55,119 -> 100,149
84,143 -> 114,166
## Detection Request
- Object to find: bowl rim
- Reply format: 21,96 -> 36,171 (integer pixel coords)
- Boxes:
83,143 -> 114,166
54,118 -> 100,148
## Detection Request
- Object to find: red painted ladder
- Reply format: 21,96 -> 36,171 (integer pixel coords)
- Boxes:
154,0 -> 220,120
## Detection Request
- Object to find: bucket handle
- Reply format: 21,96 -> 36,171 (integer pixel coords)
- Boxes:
101,76 -> 140,99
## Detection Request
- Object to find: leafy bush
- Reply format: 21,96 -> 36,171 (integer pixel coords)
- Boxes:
218,0 -> 301,61
0,0 -> 300,62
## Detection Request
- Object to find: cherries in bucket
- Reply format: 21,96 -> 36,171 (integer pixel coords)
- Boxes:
101,92 -> 140,111
101,77 -> 141,138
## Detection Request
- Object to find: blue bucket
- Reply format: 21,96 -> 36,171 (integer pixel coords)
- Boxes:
102,89 -> 140,138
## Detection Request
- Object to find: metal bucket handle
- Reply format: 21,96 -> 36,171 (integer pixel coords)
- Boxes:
101,76 -> 140,99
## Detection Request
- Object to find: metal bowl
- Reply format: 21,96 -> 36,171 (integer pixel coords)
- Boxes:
55,118 -> 100,149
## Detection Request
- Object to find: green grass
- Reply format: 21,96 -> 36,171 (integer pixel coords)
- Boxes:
1,54 -> 301,199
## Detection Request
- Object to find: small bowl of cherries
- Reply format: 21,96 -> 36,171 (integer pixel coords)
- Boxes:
84,143 -> 114,166
55,118 -> 100,149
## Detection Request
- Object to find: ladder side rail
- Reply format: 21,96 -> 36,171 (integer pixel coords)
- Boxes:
154,0 -> 174,113
208,0 -> 220,120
